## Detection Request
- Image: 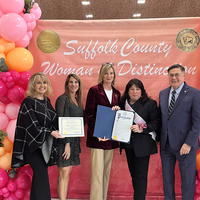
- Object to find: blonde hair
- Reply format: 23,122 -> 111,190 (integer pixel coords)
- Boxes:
65,74 -> 82,107
26,72 -> 52,97
98,63 -> 116,85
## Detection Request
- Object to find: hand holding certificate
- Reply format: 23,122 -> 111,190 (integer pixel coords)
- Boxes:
93,105 -> 134,143
59,117 -> 84,137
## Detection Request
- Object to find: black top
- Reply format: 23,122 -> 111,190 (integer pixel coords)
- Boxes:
120,98 -> 160,157
55,94 -> 83,155
11,97 -> 58,168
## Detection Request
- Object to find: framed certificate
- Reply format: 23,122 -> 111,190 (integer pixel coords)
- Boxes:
59,117 -> 84,137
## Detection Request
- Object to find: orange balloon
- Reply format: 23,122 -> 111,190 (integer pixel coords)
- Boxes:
0,38 -> 9,45
4,43 -> 15,54
0,147 -> 5,157
0,38 -> 15,54
196,151 -> 200,170
2,137 -> 13,153
6,47 -> 34,72
0,153 -> 12,170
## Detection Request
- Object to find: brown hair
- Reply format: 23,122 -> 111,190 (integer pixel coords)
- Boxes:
64,73 -> 82,107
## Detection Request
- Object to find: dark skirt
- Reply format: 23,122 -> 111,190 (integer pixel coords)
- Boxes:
56,138 -> 81,167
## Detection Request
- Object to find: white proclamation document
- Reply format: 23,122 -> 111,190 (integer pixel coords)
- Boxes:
112,110 -> 134,143
59,117 -> 84,137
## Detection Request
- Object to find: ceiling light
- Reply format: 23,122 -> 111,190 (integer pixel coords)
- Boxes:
81,1 -> 91,5
132,13 -> 141,17
85,14 -> 93,19
137,0 -> 146,4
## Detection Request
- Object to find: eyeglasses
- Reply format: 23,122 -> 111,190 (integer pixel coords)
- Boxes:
168,73 -> 184,78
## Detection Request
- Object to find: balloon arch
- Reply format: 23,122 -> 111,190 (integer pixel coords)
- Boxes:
0,0 -> 41,199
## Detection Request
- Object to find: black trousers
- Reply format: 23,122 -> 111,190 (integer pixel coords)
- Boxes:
24,148 -> 51,200
125,148 -> 150,200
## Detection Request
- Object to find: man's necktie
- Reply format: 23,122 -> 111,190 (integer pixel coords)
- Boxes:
168,90 -> 176,114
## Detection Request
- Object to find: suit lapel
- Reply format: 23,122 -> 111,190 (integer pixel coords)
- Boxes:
161,88 -> 170,115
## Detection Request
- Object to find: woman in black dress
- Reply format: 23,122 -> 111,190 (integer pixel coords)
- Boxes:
11,72 -> 62,200
55,74 -> 83,200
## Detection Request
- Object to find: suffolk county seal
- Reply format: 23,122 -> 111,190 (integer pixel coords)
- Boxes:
176,29 -> 200,52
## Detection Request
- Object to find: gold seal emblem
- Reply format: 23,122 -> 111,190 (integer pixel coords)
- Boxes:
37,30 -> 60,53
176,29 -> 200,52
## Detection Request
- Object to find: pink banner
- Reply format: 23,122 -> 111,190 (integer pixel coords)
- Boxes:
28,18 -> 200,199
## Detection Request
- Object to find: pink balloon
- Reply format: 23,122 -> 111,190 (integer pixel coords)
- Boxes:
0,113 -> 9,130
5,103 -> 20,119
0,102 -> 5,113
15,34 -> 30,48
2,72 -> 11,82
18,72 -> 30,89
4,74 -> 15,88
0,96 -> 10,104
18,166 -> 33,178
0,13 -> 27,42
2,192 -> 10,198
27,31 -> 32,40
0,10 -> 4,17
5,82 -> 15,89
23,191 -> 30,200
196,187 -> 200,195
0,0 -> 24,14
6,119 -> 17,142
30,3 -> 42,20
10,71 -> 20,82
198,170 -> 200,180
7,86 -> 25,104
27,21 -> 36,31
194,195 -> 198,200
1,187 -> 8,194
7,180 -> 17,192
14,189 -> 24,199
16,174 -> 31,190
0,80 -> 7,98
4,193 -> 18,200
0,169 -> 9,188
23,13 -> 35,23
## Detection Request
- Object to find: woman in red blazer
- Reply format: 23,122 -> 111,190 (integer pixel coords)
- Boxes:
85,63 -> 120,200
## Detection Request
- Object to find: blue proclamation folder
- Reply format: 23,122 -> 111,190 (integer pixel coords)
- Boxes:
93,105 -> 116,139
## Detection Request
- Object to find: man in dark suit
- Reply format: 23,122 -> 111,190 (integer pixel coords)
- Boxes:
159,64 -> 200,200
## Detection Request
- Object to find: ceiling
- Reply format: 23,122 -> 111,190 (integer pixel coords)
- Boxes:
36,0 -> 200,20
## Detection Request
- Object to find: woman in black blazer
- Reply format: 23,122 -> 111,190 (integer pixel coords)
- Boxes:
120,78 -> 160,200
